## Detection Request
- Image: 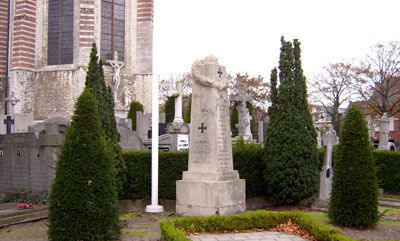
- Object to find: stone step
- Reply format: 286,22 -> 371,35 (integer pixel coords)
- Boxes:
379,200 -> 400,209
0,206 -> 48,219
0,209 -> 48,227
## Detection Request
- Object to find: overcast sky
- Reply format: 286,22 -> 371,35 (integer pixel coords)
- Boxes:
153,0 -> 400,82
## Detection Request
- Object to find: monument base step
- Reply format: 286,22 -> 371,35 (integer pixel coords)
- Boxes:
176,179 -> 246,217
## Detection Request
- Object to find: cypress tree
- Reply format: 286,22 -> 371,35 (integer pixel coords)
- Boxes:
263,37 -> 319,204
48,89 -> 120,240
85,43 -> 127,198
127,101 -> 144,131
183,94 -> 192,123
165,96 -> 175,123
329,107 -> 379,228
230,102 -> 239,136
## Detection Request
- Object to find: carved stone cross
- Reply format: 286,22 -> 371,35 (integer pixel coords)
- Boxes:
217,68 -> 223,78
198,122 -> 207,133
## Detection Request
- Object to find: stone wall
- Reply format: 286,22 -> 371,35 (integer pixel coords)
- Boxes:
0,121 -> 65,196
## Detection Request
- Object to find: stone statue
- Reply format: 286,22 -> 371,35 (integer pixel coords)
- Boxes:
108,51 -> 125,105
123,86 -> 131,107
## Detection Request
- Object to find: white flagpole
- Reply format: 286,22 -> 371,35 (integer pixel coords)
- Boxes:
145,74 -> 164,213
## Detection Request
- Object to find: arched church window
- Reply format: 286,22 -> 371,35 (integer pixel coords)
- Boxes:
47,0 -> 74,65
101,0 -> 125,62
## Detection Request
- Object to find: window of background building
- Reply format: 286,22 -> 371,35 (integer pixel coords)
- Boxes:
101,0 -> 125,62
48,0 -> 74,65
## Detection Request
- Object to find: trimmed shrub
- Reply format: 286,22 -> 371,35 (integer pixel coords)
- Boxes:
127,101 -> 144,131
329,107 -> 379,229
373,150 -> 400,193
48,89 -> 120,240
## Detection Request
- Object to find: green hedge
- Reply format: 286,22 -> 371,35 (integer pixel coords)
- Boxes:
122,151 -> 188,200
122,146 -> 400,200
160,210 -> 355,241
122,143 -> 265,200
374,150 -> 400,193
232,142 -> 265,198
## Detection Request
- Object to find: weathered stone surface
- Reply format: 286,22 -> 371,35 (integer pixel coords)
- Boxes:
378,112 -> 390,150
316,124 -> 338,206
176,55 -> 245,217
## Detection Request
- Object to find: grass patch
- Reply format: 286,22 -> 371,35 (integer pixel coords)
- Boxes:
0,224 -> 48,240
304,212 -> 330,225
119,212 -> 137,221
160,210 -> 355,241
122,229 -> 160,237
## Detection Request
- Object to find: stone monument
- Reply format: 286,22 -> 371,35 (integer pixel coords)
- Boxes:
378,112 -> 389,150
315,124 -> 338,208
176,55 -> 246,216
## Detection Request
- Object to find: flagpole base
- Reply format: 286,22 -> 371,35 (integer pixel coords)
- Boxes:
145,205 -> 164,213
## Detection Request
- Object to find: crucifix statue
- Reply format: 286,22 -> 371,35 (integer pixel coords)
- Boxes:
108,51 -> 125,105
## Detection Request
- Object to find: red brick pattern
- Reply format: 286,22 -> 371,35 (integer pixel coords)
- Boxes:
137,0 -> 153,22
80,1 -> 95,47
0,0 -> 9,77
11,0 -> 36,69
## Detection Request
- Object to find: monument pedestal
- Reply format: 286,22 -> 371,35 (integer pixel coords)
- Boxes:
176,173 -> 245,216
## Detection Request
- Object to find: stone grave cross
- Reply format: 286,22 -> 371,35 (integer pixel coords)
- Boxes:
230,83 -> 252,139
4,91 -> 20,134
378,112 -> 390,150
6,91 -> 20,116
318,124 -> 338,203
169,79 -> 184,123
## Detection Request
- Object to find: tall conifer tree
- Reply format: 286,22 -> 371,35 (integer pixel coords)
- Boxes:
263,37 -> 319,204
48,89 -> 120,240
85,43 -> 127,197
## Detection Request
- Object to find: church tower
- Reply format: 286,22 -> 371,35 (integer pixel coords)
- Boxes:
0,0 -> 153,133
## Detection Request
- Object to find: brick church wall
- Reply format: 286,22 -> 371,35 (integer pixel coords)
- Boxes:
0,0 -> 9,78
12,0 -> 36,69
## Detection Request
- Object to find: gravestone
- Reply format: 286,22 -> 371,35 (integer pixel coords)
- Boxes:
117,117 -> 143,151
316,124 -> 338,207
176,55 -> 245,216
378,112 -> 389,150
